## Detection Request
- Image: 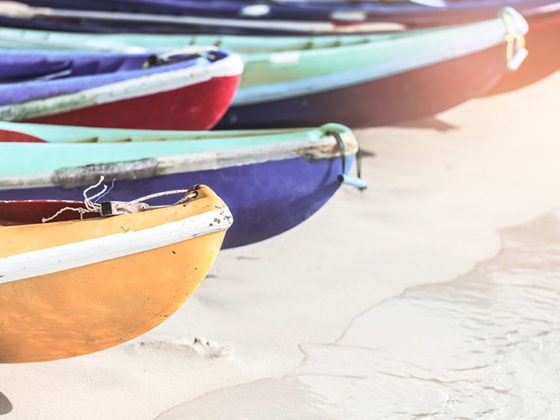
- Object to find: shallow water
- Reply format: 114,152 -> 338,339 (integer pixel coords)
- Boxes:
160,211 -> 560,419
295,210 -> 560,419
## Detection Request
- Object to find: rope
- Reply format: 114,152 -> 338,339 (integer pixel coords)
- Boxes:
328,130 -> 364,187
332,130 -> 347,175
500,9 -> 527,71
82,176 -> 112,211
129,189 -> 198,205
41,177 -> 198,223
41,176 -> 107,222
144,46 -> 219,68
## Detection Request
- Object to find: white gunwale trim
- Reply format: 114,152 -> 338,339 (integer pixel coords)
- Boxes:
0,54 -> 243,121
0,206 -> 232,284
44,8 -> 340,32
0,2 -> 407,33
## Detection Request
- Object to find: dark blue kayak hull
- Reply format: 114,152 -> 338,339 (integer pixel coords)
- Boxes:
0,154 -> 356,249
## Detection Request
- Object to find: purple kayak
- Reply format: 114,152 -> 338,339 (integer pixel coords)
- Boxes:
0,121 -> 366,249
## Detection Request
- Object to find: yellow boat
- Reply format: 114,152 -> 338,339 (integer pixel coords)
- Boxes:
0,184 -> 232,363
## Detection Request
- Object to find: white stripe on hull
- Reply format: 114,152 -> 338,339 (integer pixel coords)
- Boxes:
0,206 -> 232,284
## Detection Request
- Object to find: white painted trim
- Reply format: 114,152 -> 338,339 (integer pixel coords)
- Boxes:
0,206 -> 232,284
0,54 -> 243,121
47,8 -> 340,33
528,3 -> 560,13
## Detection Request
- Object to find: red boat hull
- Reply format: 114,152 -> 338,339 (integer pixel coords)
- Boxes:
25,74 -> 241,130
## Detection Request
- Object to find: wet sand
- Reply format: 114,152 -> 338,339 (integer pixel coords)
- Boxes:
1,71 -> 559,419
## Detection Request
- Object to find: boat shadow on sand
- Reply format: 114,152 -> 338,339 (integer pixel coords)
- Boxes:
391,116 -> 459,132
0,392 -> 12,415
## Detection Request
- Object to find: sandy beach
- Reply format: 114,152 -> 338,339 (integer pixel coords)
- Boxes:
1,70 -> 559,419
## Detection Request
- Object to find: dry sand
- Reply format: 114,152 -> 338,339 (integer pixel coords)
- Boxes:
1,71 -> 559,419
